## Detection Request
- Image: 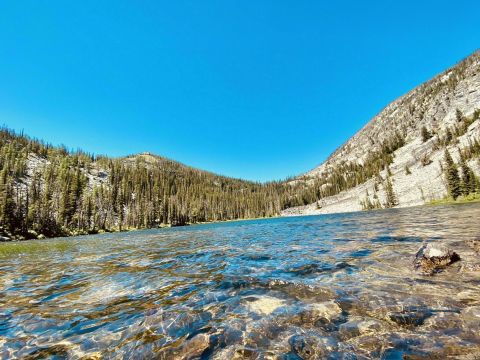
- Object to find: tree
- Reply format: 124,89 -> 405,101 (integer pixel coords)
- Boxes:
445,128 -> 453,145
444,149 -> 461,200
421,126 -> 432,142
460,161 -> 477,195
384,176 -> 398,208
456,108 -> 464,123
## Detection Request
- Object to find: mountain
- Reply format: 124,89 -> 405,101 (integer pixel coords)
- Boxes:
1,51 -> 480,240
282,50 -> 480,216
0,132 -> 301,240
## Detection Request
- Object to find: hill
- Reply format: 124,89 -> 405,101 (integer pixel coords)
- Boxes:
282,51 -> 480,216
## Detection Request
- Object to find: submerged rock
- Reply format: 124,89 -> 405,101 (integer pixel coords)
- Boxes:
339,317 -> 389,340
388,308 -> 432,328
466,238 -> 480,253
414,243 -> 460,275
245,295 -> 287,315
289,335 -> 325,359
307,301 -> 343,322
178,333 -> 211,360
288,300 -> 343,329
461,263 -> 480,272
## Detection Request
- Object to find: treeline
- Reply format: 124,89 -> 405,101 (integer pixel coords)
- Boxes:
294,131 -> 406,205
0,128 -> 305,239
443,149 -> 480,200
1,114 -> 479,240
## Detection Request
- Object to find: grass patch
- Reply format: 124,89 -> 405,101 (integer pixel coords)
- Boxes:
429,192 -> 480,205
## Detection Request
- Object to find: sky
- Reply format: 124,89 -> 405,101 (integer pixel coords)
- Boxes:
0,1 -> 479,182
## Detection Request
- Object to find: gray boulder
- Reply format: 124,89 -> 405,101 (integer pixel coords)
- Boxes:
414,243 -> 460,275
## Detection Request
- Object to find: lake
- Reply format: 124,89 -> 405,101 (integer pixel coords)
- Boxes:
1,203 -> 480,359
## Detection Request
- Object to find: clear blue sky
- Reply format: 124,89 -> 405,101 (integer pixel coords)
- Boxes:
0,1 -> 478,181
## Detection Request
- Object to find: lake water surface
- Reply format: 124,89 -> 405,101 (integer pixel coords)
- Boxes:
1,203 -> 480,359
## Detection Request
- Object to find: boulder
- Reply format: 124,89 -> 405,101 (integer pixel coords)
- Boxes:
414,243 -> 460,275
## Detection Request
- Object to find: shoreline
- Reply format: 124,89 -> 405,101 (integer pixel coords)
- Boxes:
0,215 -> 279,243
2,195 -> 479,243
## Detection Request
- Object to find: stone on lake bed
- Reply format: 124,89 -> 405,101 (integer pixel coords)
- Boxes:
461,306 -> 480,323
245,295 -> 287,315
339,317 -> 388,339
289,300 -> 343,329
177,333 -> 211,360
466,238 -> 480,253
414,243 -> 460,275
387,308 -> 432,328
289,334 -> 328,359
306,300 -> 343,321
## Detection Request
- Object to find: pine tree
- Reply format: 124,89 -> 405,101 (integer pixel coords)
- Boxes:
421,126 -> 432,142
444,149 -> 461,200
384,176 -> 398,208
460,161 -> 477,195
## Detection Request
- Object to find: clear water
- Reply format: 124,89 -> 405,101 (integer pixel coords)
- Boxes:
1,203 -> 480,359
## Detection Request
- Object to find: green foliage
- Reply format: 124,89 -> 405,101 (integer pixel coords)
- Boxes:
460,161 -> 479,196
444,149 -> 461,200
383,176 -> 398,208
0,127 -> 411,239
0,127 -> 299,238
360,189 -> 381,211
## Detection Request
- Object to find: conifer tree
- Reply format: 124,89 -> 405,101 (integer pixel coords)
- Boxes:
383,176 -> 398,208
444,149 -> 461,200
421,126 -> 432,142
460,161 -> 477,195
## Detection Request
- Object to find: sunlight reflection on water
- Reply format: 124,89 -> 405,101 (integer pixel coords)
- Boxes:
1,203 -> 480,358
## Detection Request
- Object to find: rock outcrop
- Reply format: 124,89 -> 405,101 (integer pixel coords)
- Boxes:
282,51 -> 480,216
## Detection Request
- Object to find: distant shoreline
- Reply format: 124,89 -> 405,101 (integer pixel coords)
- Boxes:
2,197 -> 480,243
0,215 -> 280,243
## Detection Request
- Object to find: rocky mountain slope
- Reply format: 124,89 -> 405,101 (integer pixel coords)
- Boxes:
282,51 -> 480,216
2,51 -> 480,240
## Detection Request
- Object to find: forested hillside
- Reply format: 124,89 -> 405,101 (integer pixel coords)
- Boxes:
2,52 -> 480,240
283,50 -> 480,216
0,128 -> 315,240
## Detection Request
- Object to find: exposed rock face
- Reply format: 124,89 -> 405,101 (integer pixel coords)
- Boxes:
414,243 -> 460,275
283,51 -> 480,217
